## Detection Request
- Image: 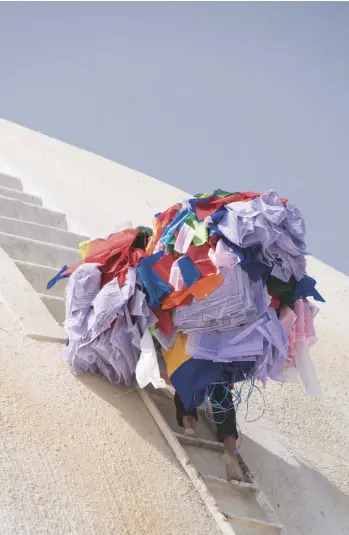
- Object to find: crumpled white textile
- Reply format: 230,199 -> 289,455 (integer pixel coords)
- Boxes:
217,190 -> 307,282
135,328 -> 166,389
63,265 -> 156,386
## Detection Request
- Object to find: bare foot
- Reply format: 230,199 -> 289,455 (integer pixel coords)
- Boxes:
223,451 -> 244,481
182,415 -> 197,437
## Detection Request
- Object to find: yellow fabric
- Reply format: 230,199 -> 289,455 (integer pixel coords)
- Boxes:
162,332 -> 191,377
199,193 -> 211,198
79,240 -> 91,260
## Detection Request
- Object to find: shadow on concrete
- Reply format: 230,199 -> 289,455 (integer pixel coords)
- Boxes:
240,434 -> 349,535
77,374 -> 177,464
78,372 -> 349,535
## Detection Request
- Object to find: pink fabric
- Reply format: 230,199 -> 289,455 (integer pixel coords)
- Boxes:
169,259 -> 186,291
280,299 -> 317,369
293,299 -> 317,348
174,223 -> 195,254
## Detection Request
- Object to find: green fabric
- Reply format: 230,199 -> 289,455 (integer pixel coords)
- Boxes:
185,214 -> 208,246
167,236 -> 176,254
267,276 -> 297,306
137,226 -> 153,237
213,189 -> 232,198
193,220 -> 208,245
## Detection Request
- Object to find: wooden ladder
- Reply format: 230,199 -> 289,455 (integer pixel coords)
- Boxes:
139,387 -> 285,535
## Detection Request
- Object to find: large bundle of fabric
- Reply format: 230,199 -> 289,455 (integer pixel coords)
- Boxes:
49,189 -> 324,409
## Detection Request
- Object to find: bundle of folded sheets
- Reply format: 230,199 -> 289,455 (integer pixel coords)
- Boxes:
49,189 -> 324,410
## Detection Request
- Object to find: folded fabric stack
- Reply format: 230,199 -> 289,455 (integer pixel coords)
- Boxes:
48,189 -> 325,409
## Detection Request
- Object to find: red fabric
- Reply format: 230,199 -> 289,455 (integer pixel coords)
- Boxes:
152,307 -> 173,335
63,229 -> 142,288
193,193 -> 260,220
193,192 -> 288,220
186,244 -> 216,277
157,204 -> 181,223
208,234 -> 219,250
131,248 -> 148,266
152,253 -> 176,285
269,293 -> 280,309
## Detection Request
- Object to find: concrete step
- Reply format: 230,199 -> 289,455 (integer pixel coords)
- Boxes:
0,217 -> 88,249
0,233 -> 81,269
40,294 -> 65,325
0,195 -> 67,229
0,173 -> 23,191
15,260 -> 68,298
0,185 -> 42,206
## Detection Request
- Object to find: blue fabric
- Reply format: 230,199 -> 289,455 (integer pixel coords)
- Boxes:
137,252 -> 173,308
178,256 -> 201,287
240,245 -> 272,282
47,265 -> 70,290
292,274 -> 325,302
171,358 -> 254,410
210,207 -> 226,226
160,208 -> 192,247
170,358 -> 222,410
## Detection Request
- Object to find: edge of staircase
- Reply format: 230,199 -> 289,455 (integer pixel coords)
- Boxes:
0,245 -> 66,343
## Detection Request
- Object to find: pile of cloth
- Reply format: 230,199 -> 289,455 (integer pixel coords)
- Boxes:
48,189 -> 325,410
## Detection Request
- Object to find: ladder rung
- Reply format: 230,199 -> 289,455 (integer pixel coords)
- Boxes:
200,472 -> 257,490
174,432 -> 224,452
222,510 -> 283,532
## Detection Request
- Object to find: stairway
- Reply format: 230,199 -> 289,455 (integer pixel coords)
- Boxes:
141,388 -> 285,535
0,172 -> 88,326
0,172 -> 285,535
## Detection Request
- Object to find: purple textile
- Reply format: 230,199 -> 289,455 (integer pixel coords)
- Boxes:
186,308 -> 288,384
217,190 -> 307,282
63,265 -> 155,386
174,265 -> 268,334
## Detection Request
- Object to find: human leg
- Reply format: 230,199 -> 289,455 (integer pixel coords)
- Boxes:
210,383 -> 243,481
174,391 -> 198,436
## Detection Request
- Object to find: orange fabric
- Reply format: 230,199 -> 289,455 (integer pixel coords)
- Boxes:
162,272 -> 223,309
190,272 -> 224,300
146,218 -> 162,255
147,204 -> 180,254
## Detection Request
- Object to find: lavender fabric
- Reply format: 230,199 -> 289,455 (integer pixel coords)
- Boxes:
63,264 -> 156,386
174,265 -> 268,334
217,190 -> 307,282
185,302 -> 288,384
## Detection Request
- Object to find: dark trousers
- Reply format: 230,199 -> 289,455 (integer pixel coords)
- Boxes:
174,384 -> 238,442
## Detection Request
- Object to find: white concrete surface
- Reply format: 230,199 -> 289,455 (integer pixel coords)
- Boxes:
0,218 -> 86,248
0,302 -> 222,535
15,261 -> 68,298
0,119 -> 348,535
0,195 -> 67,229
0,172 -> 22,190
0,119 -> 189,238
40,294 -> 65,325
0,245 -> 65,343
0,233 -> 80,268
0,186 -> 42,205
0,172 -> 85,337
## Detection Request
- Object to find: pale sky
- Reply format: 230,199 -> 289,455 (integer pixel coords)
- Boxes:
0,2 -> 348,274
